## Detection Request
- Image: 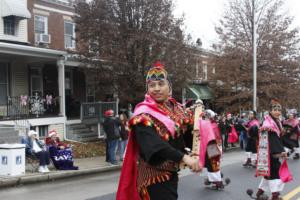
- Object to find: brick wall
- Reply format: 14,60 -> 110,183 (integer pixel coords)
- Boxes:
27,0 -> 75,51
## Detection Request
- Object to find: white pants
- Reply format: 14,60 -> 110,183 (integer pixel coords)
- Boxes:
207,170 -> 222,182
258,178 -> 285,193
245,152 -> 257,164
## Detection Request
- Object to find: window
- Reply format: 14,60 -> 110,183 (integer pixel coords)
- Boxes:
203,63 -> 208,80
64,21 -> 75,49
3,16 -> 17,36
34,15 -> 48,34
31,126 -> 48,138
38,125 -> 48,138
86,86 -> 95,102
0,63 -> 8,105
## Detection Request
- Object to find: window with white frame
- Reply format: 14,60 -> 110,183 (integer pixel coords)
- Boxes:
34,15 -> 48,34
3,16 -> 17,36
64,21 -> 75,49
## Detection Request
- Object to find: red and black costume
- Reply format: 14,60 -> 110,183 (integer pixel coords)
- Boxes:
116,62 -> 190,200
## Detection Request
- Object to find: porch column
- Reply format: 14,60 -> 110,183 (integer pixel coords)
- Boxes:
57,59 -> 65,117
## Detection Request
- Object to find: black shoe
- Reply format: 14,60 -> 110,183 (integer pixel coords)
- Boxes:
243,158 -> 251,167
293,153 -> 300,160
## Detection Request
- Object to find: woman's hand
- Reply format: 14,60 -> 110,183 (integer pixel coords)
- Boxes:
182,155 -> 202,172
281,152 -> 288,159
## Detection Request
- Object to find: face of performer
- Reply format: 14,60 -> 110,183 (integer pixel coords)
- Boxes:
249,112 -> 254,120
226,114 -> 231,119
147,80 -> 170,103
270,107 -> 281,119
288,114 -> 294,120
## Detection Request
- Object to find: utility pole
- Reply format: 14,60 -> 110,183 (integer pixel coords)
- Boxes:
252,0 -> 257,112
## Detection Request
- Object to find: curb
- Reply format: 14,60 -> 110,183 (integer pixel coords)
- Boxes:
0,165 -> 122,188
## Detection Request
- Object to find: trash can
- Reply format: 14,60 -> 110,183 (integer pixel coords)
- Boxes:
0,144 -> 25,176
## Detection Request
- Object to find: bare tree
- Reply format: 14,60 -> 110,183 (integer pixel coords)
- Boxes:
74,0 -> 197,104
212,0 -> 300,112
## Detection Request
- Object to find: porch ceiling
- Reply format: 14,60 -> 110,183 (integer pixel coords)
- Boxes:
0,42 -> 67,61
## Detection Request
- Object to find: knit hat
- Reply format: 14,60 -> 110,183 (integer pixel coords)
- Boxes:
287,109 -> 297,116
104,109 -> 114,117
28,130 -> 38,137
205,109 -> 216,118
249,110 -> 257,117
48,130 -> 58,137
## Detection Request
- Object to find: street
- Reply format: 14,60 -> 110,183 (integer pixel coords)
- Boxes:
0,150 -> 299,200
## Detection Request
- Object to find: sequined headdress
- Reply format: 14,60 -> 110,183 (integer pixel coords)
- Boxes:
146,61 -> 168,83
270,99 -> 282,111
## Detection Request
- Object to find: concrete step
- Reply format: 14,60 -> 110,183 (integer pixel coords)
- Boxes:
0,130 -> 19,137
68,128 -> 91,135
0,127 -> 16,132
0,125 -> 15,128
68,124 -> 87,129
77,132 -> 98,139
77,137 -> 100,142
0,136 -> 21,144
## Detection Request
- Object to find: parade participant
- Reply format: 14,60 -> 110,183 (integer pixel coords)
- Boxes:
226,113 -> 239,147
243,111 -> 260,167
202,109 -> 228,189
282,109 -> 300,159
116,61 -> 202,200
225,113 -> 238,148
254,99 -> 289,200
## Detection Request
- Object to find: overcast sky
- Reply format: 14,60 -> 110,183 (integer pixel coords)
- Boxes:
174,0 -> 300,49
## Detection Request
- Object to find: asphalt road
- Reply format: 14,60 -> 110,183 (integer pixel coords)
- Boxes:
0,150 -> 299,200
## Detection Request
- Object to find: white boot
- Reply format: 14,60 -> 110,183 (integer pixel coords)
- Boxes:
43,166 -> 50,173
38,166 -> 45,173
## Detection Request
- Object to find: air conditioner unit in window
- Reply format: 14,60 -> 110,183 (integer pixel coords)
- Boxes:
35,34 -> 51,44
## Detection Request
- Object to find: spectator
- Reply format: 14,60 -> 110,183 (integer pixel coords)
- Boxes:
117,113 -> 129,161
236,113 -> 248,150
21,130 -> 50,173
45,130 -> 78,170
102,109 -> 121,165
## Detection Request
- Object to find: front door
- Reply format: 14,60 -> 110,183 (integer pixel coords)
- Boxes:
0,63 -> 8,106
30,67 -> 43,96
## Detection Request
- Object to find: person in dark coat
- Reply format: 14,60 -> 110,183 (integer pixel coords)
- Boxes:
243,111 -> 260,167
102,109 -> 121,165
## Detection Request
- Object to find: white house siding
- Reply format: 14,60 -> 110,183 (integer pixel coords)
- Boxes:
11,62 -> 29,97
0,0 -> 29,43
48,123 -> 64,140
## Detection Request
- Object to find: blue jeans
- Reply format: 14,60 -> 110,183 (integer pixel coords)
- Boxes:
118,139 -> 128,160
107,139 -> 118,164
239,131 -> 248,150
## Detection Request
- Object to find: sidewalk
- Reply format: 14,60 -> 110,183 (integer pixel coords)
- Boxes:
0,156 -> 122,188
0,147 -> 242,189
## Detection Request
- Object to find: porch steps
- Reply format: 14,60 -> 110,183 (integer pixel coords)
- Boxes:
66,123 -> 98,142
0,125 -> 21,144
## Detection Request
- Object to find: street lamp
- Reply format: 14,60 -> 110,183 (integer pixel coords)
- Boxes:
252,0 -> 257,112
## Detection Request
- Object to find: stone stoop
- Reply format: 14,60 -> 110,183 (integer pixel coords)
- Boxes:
0,125 -> 21,144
